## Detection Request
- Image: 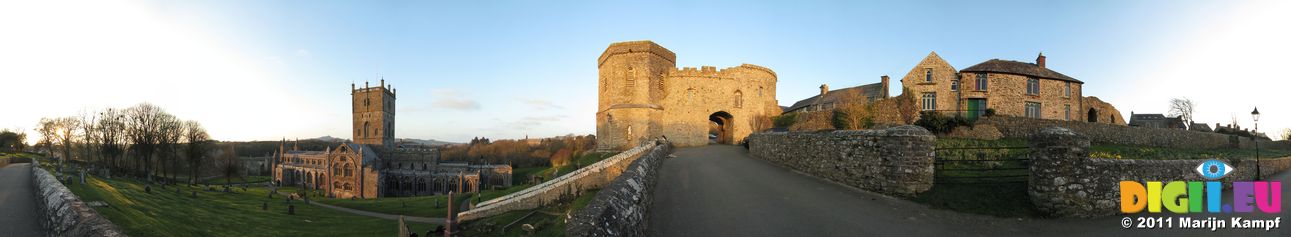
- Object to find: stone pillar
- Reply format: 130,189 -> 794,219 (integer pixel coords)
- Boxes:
1027,126 -> 1109,217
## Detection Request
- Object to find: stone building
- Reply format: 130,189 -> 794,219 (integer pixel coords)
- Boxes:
1127,112 -> 1186,129
900,52 -> 1125,124
784,76 -> 890,114
595,41 -> 781,150
272,80 -> 512,199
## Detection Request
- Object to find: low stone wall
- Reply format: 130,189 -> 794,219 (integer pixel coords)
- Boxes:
458,142 -> 660,221
1028,127 -> 1291,217
30,160 -> 126,236
980,116 -> 1250,149
566,142 -> 672,237
747,125 -> 935,196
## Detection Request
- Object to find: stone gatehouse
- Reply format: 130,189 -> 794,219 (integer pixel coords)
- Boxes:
596,41 -> 781,150
272,80 -> 512,199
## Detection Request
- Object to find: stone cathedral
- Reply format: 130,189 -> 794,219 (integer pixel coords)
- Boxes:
272,79 -> 512,199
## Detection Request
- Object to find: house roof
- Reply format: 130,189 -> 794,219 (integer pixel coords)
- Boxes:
785,82 -> 885,113
961,59 -> 1082,83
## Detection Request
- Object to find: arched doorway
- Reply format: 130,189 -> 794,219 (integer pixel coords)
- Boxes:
1087,108 -> 1098,123
708,111 -> 734,144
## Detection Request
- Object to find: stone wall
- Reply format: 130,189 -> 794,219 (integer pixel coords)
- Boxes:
1028,127 -> 1291,217
566,141 -> 672,237
30,160 -> 126,237
747,125 -> 935,196
458,142 -> 661,221
981,115 -> 1250,149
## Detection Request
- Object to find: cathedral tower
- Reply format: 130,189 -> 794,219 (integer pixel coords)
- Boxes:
353,79 -> 396,150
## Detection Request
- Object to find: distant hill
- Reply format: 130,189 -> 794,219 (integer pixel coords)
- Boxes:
399,138 -> 460,146
311,135 -> 349,142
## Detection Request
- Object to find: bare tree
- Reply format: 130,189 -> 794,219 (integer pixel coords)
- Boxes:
126,103 -> 165,179
1168,98 -> 1195,129
97,108 -> 128,174
78,109 -> 99,167
895,88 -> 919,124
184,120 -> 210,185
157,114 -> 183,183
53,116 -> 80,171
216,143 -> 239,184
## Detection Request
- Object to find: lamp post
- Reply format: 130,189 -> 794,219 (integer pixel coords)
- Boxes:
1252,107 -> 1261,180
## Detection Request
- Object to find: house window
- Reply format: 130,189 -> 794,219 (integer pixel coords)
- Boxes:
975,73 -> 987,90
1026,78 -> 1040,95
1064,104 -> 1071,120
1025,102 -> 1042,118
1064,82 -> 1071,97
924,69 -> 933,82
950,80 -> 959,91
921,93 -> 936,111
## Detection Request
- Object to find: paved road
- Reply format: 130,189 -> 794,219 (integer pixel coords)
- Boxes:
0,163 -> 44,236
649,145 -> 1290,237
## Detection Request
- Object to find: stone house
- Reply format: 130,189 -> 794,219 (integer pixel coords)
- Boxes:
900,52 -> 1125,124
784,76 -> 890,114
1127,112 -> 1186,129
596,41 -> 781,150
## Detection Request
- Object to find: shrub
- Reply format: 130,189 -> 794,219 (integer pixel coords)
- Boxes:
915,111 -> 972,134
772,113 -> 798,128
984,108 -> 996,117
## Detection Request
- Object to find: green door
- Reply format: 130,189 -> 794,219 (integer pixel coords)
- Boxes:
967,99 -> 986,120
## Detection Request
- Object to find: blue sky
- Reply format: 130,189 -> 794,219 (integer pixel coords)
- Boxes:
2,0 -> 1288,142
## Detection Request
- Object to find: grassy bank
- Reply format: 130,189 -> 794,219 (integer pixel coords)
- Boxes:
460,189 -> 600,237
64,175 -> 438,237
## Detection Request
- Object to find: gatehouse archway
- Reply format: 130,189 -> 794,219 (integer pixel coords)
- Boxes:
708,111 -> 734,144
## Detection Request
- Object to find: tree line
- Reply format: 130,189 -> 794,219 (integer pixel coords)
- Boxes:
440,134 -> 596,168
33,103 -> 223,184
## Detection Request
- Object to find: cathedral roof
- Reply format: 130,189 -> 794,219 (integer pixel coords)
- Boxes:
960,59 -> 1081,83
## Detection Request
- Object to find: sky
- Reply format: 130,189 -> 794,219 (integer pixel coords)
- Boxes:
1,0 -> 1288,143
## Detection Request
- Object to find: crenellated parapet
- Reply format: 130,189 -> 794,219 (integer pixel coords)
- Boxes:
665,64 -> 777,80
598,41 -> 677,68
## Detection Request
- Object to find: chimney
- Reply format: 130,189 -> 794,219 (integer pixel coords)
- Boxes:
1036,52 -> 1046,68
880,75 -> 891,98
820,84 -> 829,96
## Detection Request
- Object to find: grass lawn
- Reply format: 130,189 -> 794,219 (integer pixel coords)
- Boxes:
460,189 -> 600,237
65,175 -> 442,237
1090,143 -> 1291,160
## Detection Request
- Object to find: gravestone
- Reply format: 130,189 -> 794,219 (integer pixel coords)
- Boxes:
262,202 -> 268,211
79,169 -> 86,184
288,204 -> 295,215
144,185 -> 151,193
191,191 -> 197,198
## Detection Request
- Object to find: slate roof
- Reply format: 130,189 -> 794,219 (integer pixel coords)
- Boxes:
785,82 -> 885,113
961,59 -> 1081,83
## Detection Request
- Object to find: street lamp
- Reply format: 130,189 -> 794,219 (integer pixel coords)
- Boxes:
1252,107 -> 1261,180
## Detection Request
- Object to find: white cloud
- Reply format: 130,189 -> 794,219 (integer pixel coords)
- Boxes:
520,98 -> 565,110
295,49 -> 311,57
431,89 -> 481,111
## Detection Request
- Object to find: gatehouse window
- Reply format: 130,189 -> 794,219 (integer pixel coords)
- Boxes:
921,93 -> 936,111
734,91 -> 743,108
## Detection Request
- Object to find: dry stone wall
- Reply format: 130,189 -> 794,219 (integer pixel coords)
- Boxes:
982,116 -> 1249,149
458,142 -> 660,221
1028,127 -> 1291,217
747,125 -> 935,196
30,160 -> 126,237
566,142 -> 672,237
